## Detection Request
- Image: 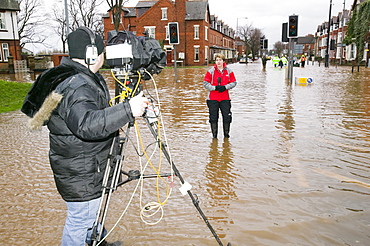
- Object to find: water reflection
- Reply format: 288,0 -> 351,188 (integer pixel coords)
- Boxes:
204,139 -> 236,207
1,64 -> 370,245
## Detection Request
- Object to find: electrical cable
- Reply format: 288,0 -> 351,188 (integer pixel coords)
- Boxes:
97,70 -> 175,243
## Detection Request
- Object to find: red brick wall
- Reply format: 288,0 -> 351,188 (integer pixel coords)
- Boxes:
103,0 -> 235,66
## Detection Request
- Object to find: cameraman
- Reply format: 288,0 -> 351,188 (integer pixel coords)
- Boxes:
23,27 -> 148,246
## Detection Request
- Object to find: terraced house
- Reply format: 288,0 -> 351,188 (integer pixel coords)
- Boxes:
0,0 -> 21,71
315,0 -> 370,64
103,0 -> 237,66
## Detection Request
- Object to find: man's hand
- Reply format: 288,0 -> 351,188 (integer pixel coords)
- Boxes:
129,92 -> 149,117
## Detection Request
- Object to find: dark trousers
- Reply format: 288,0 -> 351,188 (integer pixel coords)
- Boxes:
206,100 -> 232,123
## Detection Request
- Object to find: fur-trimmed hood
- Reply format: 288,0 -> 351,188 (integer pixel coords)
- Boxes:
21,57 -> 91,130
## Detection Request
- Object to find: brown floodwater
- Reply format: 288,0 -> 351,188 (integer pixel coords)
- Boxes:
1,61 -> 370,246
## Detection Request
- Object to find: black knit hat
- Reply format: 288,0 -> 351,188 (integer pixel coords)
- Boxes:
67,27 -> 105,59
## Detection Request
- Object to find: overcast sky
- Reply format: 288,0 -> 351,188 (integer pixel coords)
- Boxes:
33,0 -> 349,52
126,0 -> 349,48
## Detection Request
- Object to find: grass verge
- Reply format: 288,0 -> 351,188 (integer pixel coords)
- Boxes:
0,80 -> 32,114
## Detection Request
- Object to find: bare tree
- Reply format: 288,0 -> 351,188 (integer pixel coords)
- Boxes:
105,0 -> 129,31
273,41 -> 288,57
17,0 -> 50,49
50,0 -> 106,53
239,24 -> 264,60
52,5 -> 68,53
68,0 -> 105,35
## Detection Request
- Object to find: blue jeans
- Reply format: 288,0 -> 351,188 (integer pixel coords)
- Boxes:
62,197 -> 101,246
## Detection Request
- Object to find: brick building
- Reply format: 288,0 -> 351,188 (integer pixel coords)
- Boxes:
0,0 -> 21,71
103,0 -> 236,66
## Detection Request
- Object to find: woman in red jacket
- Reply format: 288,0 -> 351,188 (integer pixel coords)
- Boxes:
203,53 -> 237,138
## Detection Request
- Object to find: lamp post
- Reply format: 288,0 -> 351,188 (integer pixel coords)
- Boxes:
236,17 -> 248,37
64,0 -> 70,35
325,0 -> 333,67
340,0 -> 346,65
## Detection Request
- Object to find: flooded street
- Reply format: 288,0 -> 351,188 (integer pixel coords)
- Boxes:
1,61 -> 370,245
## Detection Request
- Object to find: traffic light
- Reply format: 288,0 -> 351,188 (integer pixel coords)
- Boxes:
168,22 -> 179,44
288,15 -> 298,37
263,39 -> 268,49
260,36 -> 264,49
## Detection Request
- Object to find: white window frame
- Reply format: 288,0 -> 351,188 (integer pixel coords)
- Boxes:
165,25 -> 169,40
194,45 -> 200,62
194,25 -> 199,40
205,26 -> 208,41
161,8 -> 168,20
2,43 -> 9,62
0,13 -> 6,30
144,26 -> 156,39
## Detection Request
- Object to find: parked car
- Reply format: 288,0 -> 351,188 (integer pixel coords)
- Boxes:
239,57 -> 247,63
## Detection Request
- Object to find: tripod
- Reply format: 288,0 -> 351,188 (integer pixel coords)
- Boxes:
90,70 -> 231,246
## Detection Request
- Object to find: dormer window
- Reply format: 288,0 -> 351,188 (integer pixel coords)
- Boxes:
0,13 -> 6,30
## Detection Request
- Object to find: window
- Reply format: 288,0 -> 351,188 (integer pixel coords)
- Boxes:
161,8 -> 168,20
205,26 -> 208,41
205,46 -> 208,60
0,13 -> 6,30
2,43 -> 9,61
350,44 -> 356,59
144,26 -> 156,39
194,46 -> 200,61
194,25 -> 199,40
165,25 -> 169,40
338,32 -> 342,43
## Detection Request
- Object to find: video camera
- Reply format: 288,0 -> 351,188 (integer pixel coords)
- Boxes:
105,30 -> 166,99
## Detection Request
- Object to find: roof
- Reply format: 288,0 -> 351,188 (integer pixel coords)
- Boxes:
123,7 -> 136,17
185,1 -> 208,20
0,0 -> 20,11
135,1 -> 157,8
297,36 -> 315,44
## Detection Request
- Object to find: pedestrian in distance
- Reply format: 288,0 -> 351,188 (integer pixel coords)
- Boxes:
272,55 -> 280,67
21,27 -> 149,246
301,55 -> 306,67
203,53 -> 237,139
278,58 -> 284,68
262,55 -> 267,69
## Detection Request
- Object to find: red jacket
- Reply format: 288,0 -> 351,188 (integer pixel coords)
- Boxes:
203,63 -> 237,101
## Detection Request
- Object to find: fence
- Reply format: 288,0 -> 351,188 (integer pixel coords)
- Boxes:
14,60 -> 28,73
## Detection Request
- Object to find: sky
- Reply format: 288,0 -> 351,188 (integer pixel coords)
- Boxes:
32,0 -> 349,52
125,0 -> 349,49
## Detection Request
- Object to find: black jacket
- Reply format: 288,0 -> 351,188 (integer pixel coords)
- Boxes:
26,57 -> 134,202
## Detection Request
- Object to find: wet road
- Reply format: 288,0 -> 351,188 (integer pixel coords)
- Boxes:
1,61 -> 370,245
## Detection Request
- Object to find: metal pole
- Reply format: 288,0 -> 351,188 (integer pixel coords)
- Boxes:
288,38 -> 294,83
64,0 -> 70,35
340,0 -> 346,65
174,45 -> 178,82
325,0 -> 332,67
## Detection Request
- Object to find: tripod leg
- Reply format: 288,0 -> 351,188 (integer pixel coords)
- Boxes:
143,117 -> 226,246
91,125 -> 132,246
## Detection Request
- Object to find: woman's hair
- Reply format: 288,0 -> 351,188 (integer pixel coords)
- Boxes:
214,53 -> 225,60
